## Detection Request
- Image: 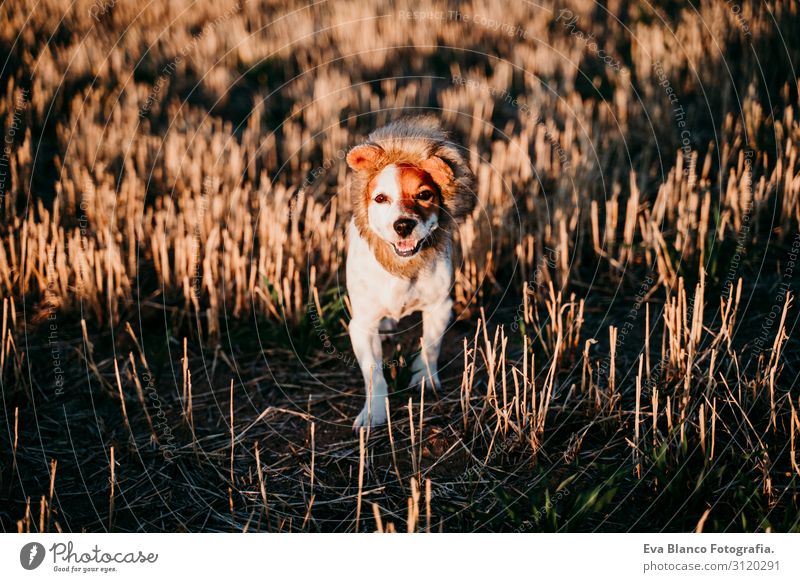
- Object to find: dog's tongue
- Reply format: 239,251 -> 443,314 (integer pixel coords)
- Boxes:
395,240 -> 416,253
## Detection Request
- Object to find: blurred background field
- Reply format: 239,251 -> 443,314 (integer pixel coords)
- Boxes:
0,0 -> 799,532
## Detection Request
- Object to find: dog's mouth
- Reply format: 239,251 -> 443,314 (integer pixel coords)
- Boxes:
392,238 -> 423,258
390,224 -> 439,258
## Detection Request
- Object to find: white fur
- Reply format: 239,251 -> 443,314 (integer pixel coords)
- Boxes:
346,218 -> 453,429
367,165 -> 403,242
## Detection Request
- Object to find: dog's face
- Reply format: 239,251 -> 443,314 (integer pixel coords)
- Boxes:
347,144 -> 454,259
367,163 -> 441,257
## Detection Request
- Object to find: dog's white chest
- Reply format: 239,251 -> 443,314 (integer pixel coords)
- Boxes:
346,220 -> 452,321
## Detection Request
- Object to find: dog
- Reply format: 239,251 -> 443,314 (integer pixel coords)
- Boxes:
345,117 -> 476,428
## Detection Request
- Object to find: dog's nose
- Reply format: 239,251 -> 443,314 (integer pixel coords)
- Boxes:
393,218 -> 417,237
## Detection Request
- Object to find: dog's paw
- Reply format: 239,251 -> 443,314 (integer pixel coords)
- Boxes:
353,398 -> 388,429
409,366 -> 440,392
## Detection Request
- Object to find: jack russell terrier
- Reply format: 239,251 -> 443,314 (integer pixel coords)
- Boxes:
345,117 -> 476,428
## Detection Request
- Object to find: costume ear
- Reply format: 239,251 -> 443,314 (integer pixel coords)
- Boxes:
420,155 -> 455,188
346,144 -> 386,172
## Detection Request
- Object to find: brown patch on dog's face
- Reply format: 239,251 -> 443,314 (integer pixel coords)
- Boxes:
393,163 -> 441,219
362,163 -> 446,260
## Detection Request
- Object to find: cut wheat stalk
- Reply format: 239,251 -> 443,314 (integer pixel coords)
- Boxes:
425,478 -> 432,533
408,397 -> 418,477
47,458 -> 57,533
355,427 -> 366,533
418,377 -> 425,474
108,446 -> 115,531
372,502 -> 384,533
254,441 -> 269,530
12,406 -> 18,477
229,379 -> 235,485
407,477 -> 420,533
608,326 -> 617,410
113,358 -> 131,434
128,352 -> 156,443
634,355 -> 642,464
385,398 -> 404,494
310,421 -> 316,493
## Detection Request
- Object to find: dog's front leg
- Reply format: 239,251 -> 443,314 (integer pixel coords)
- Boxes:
350,317 -> 389,428
410,297 -> 453,390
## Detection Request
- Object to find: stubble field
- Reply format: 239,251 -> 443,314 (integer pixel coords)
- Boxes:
1,0 -> 799,532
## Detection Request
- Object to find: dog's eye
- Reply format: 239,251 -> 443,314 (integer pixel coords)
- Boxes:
374,193 -> 389,204
417,190 -> 434,202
